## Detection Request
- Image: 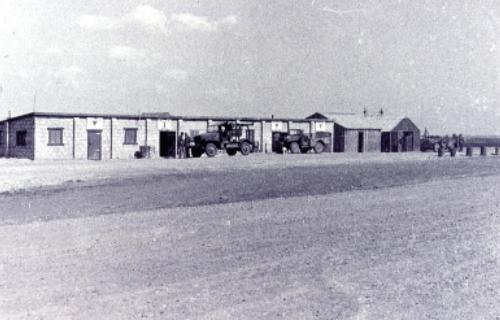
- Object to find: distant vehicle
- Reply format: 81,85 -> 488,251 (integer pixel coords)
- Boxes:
420,135 -> 442,152
274,129 -> 331,154
190,122 -> 256,158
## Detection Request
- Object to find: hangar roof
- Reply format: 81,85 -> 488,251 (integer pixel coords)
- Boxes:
306,112 -> 412,131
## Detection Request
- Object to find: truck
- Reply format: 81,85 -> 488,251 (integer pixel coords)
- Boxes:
190,121 -> 256,158
274,129 -> 330,154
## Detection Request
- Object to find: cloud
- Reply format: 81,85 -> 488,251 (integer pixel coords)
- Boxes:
220,15 -> 237,26
171,13 -> 237,32
161,68 -> 188,81
124,5 -> 167,33
61,65 -> 83,75
78,6 -> 236,33
77,14 -> 118,30
108,46 -> 146,62
56,64 -> 85,88
322,7 -> 369,15
40,46 -> 66,56
78,5 -> 166,33
171,13 -> 216,31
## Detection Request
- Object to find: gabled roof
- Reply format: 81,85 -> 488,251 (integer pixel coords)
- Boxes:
306,112 -> 413,131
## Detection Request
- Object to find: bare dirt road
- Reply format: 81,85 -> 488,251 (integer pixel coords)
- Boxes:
1,157 -> 500,319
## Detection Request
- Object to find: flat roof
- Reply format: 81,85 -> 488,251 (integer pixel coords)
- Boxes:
0,112 -> 332,124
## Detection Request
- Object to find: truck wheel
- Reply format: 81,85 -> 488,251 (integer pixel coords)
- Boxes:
226,148 -> 237,156
240,141 -> 252,156
433,143 -> 439,152
314,142 -> 325,153
290,142 -> 300,154
205,143 -> 217,157
192,147 -> 203,158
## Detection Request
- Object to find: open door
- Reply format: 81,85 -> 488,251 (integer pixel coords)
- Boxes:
357,131 -> 364,153
159,131 -> 176,158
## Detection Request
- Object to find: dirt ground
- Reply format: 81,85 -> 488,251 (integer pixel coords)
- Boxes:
0,152 -> 442,193
1,154 -> 500,319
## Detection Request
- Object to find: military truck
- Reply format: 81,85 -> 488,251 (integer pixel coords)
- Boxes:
274,129 -> 330,154
190,122 -> 256,158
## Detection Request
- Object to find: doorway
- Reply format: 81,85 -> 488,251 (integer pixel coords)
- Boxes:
159,131 -> 176,158
381,132 -> 391,152
272,132 -> 283,153
402,131 -> 414,152
357,131 -> 364,153
87,130 -> 102,160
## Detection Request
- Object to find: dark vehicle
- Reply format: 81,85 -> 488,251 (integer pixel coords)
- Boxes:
275,129 -> 330,154
190,122 -> 256,158
420,135 -> 442,152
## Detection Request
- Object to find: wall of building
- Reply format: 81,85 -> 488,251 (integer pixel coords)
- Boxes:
8,117 -> 35,159
389,118 -> 421,151
0,123 -> 5,157
261,121 -> 274,153
343,129 -> 381,153
111,118 -> 147,159
365,130 -> 382,152
34,118 -> 74,160
0,114 -> 337,159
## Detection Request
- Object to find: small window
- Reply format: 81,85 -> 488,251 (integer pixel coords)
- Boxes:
48,128 -> 63,146
124,128 -> 138,145
16,130 -> 27,146
189,130 -> 199,138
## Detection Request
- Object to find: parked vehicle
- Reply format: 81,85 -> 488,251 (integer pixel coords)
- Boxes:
420,135 -> 442,152
190,122 -> 256,157
274,129 -> 330,154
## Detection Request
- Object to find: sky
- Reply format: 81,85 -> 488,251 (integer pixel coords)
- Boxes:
0,0 -> 499,134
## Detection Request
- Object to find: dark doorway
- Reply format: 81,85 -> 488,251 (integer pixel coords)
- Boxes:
87,130 -> 102,160
381,132 -> 391,152
403,131 -> 414,151
159,131 -> 177,158
333,124 -> 345,152
357,131 -> 364,153
272,132 -> 283,153
391,132 -> 399,152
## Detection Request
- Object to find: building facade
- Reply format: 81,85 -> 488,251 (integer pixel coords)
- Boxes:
0,112 -> 334,160
307,112 -> 420,153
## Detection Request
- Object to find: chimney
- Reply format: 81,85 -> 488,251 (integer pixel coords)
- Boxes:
363,108 -> 367,117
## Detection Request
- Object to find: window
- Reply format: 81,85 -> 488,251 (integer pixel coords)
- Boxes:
124,128 -> 137,145
16,130 -> 27,146
48,128 -> 63,146
189,130 -> 199,138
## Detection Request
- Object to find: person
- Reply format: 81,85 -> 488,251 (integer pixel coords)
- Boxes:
178,132 -> 186,158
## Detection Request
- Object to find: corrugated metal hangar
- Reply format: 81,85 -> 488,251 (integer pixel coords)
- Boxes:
0,111 -> 419,160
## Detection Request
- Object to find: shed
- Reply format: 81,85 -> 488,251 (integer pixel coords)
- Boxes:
306,112 -> 420,152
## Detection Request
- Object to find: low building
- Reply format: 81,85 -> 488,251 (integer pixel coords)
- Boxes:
306,112 -> 420,152
0,112 -> 334,160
